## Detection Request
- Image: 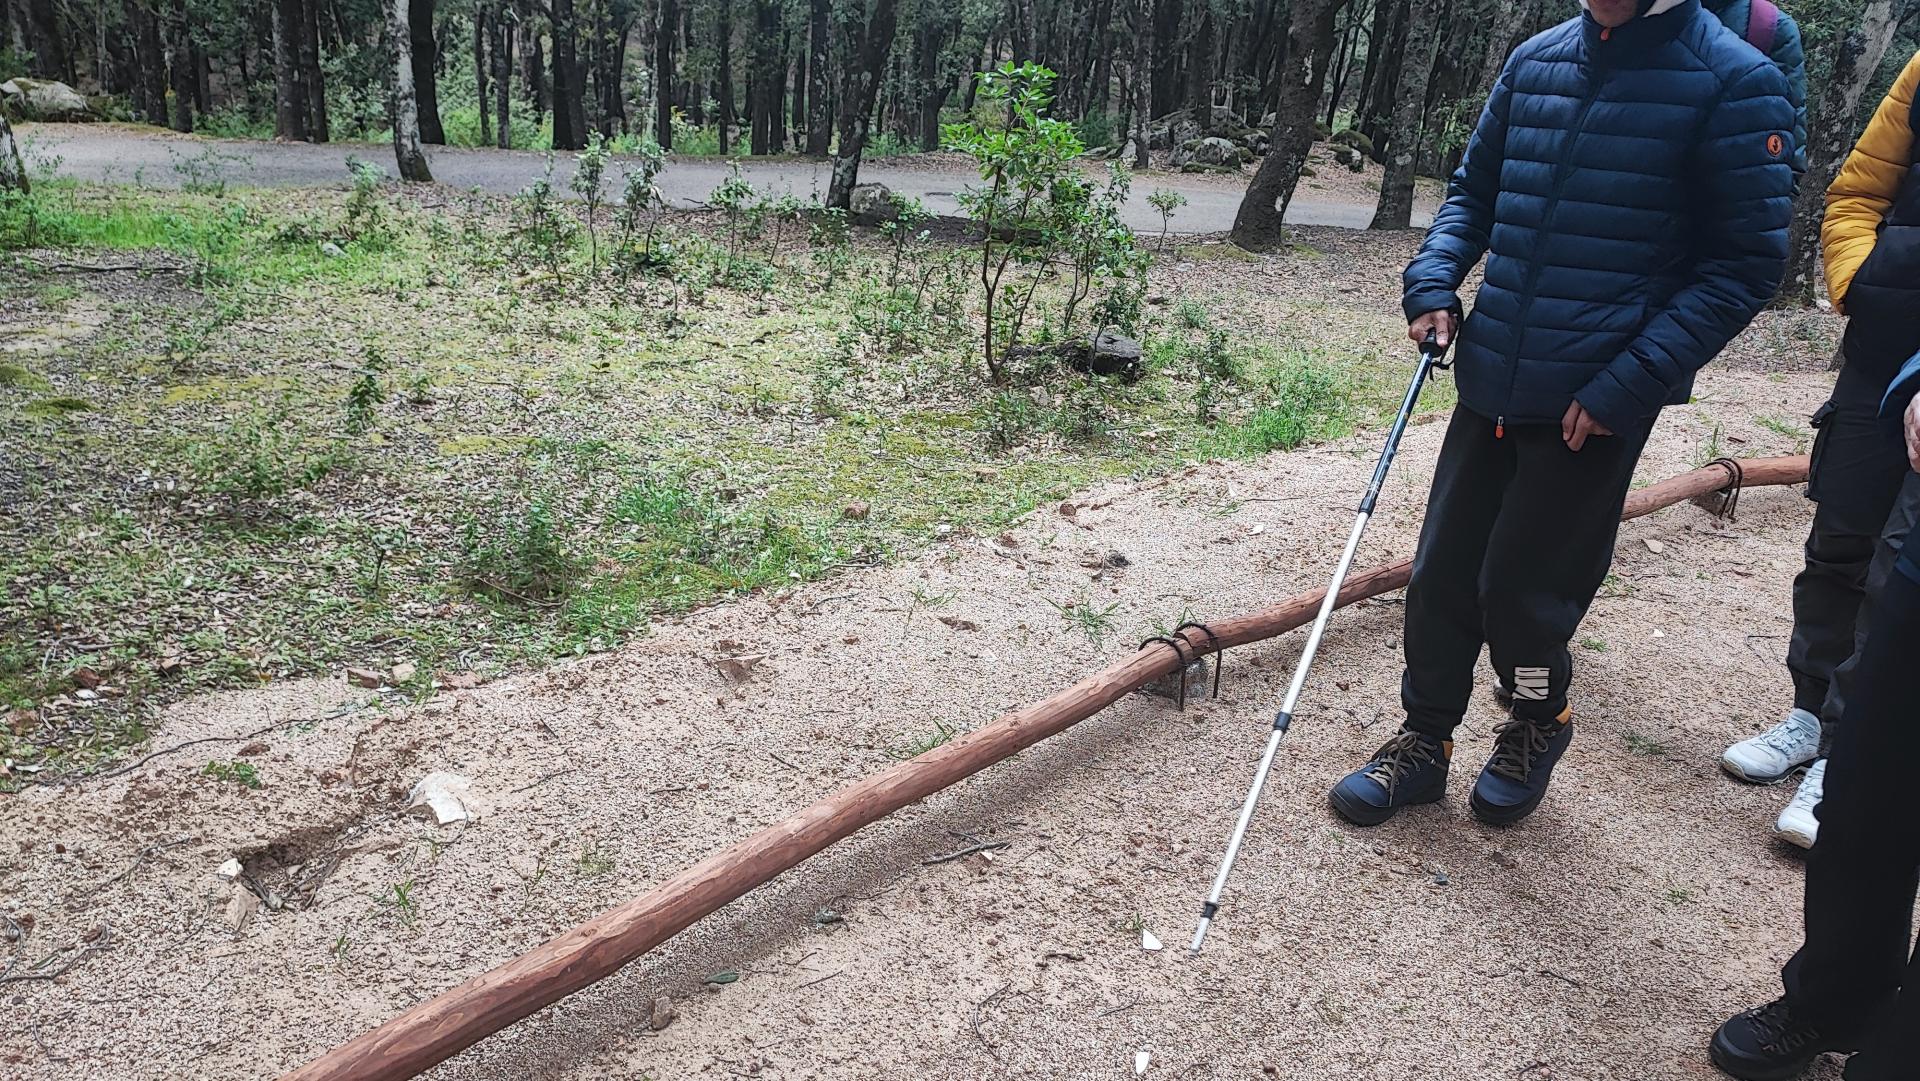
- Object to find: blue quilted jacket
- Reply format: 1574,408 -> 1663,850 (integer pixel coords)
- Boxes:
1403,0 -> 1796,433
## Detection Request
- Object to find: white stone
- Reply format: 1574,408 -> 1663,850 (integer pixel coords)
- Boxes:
408,771 -> 480,825
1135,1050 -> 1151,1076
215,858 -> 243,881
1140,928 -> 1162,951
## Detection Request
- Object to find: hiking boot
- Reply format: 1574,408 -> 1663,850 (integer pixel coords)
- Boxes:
1710,998 -> 1843,1081
1774,758 -> 1826,850
1722,709 -> 1822,784
1328,730 -> 1451,826
1470,707 -> 1573,826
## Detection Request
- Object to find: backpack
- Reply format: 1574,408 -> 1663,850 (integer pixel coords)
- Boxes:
1746,0 -> 1780,55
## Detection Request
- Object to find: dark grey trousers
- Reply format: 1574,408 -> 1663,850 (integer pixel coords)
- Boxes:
1787,362 -> 1914,732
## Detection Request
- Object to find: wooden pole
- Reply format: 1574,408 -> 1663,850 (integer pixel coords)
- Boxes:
283,455 -> 1809,1081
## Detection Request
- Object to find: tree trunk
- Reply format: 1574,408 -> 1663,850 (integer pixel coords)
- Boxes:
1132,0 -> 1151,167
278,452 -> 1809,1081
301,0 -> 329,140
757,3 -> 786,152
0,112 -> 27,195
1358,0 -> 1406,148
1368,0 -> 1441,229
719,0 -> 737,153
1782,0 -> 1899,306
550,0 -> 586,149
389,0 -> 435,181
134,0 -> 166,126
409,0 -> 445,143
493,0 -> 511,146
1186,0 -> 1213,123
792,38 -> 807,147
271,0 -> 308,139
655,0 -> 677,147
166,0 -> 193,132
805,0 -> 830,155
827,0 -> 900,208
1232,0 -> 1343,250
475,1 -> 491,144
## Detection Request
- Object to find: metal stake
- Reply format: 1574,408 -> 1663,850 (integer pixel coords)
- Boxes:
1190,337 -> 1449,954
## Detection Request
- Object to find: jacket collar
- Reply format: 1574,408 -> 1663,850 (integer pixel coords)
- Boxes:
1578,0 -> 1698,51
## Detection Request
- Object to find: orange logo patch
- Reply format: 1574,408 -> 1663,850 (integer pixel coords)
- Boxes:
1768,133 -> 1785,156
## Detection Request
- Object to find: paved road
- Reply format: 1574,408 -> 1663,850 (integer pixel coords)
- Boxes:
18,123 -> 1430,233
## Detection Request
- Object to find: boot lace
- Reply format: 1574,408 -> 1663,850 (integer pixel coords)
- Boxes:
1744,1000 -> 1819,1056
1487,716 -> 1553,783
1363,731 -> 1440,798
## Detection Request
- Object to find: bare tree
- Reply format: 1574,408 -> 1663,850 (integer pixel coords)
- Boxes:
806,0 -> 832,155
1232,0 -> 1346,250
411,0 -> 446,143
1132,0 -> 1151,168
1781,0 -> 1900,305
826,0 -> 901,209
271,0 -> 308,140
0,111 -> 27,194
1368,0 -> 1442,229
166,0 -> 193,132
388,0 -> 435,182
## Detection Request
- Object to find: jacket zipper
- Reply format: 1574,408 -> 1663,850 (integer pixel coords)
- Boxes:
1500,43 -> 1607,438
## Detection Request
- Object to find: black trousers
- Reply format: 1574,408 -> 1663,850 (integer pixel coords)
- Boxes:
1782,552 -> 1920,1080
1787,361 -> 1911,724
1401,407 -> 1652,739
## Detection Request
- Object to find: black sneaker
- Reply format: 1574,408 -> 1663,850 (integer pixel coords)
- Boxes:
1328,730 -> 1452,826
1469,706 -> 1573,825
1710,998 -> 1842,1081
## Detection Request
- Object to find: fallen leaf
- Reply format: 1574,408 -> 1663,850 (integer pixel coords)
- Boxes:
938,615 -> 981,632
72,667 -> 103,690
705,969 -> 740,985
344,666 -> 382,688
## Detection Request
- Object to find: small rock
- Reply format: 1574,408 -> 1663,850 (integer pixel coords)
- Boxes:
344,666 -> 383,688
649,995 -> 676,1030
1135,1050 -> 1151,1076
215,857 -> 243,881
974,467 -> 999,480
1432,870 -> 1450,886
937,615 -> 980,632
72,667 -> 103,690
1059,501 -> 1080,518
443,671 -> 484,690
222,886 -> 260,931
1140,928 -> 1162,951
237,741 -> 269,756
391,661 -> 418,683
320,241 -> 346,258
1643,538 -> 1666,555
842,501 -> 871,521
716,654 -> 765,684
934,523 -> 954,537
407,771 -> 479,825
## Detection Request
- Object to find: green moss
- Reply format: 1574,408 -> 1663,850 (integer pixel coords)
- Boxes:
0,363 -> 51,391
23,396 -> 95,416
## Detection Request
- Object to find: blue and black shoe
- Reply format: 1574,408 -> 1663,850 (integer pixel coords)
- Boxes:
1329,730 -> 1452,826
1470,706 -> 1573,826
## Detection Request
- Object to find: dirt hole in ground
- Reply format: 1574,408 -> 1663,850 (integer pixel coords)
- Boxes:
236,818 -> 374,913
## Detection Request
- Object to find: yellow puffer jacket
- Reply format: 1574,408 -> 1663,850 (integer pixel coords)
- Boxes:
1824,50 -> 1920,312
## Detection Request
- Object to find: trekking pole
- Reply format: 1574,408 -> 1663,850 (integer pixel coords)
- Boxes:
1189,331 -> 1450,954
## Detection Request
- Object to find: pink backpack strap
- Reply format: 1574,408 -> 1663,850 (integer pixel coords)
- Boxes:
1747,0 -> 1781,55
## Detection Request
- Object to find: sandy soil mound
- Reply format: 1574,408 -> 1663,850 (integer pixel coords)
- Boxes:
2,367 -> 1847,1080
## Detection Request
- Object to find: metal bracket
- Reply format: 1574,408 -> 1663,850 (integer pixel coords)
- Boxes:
1139,634 -> 1196,711
1174,621 -> 1225,701
1689,456 -> 1746,521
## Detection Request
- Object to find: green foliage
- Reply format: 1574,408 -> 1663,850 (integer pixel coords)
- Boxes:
509,160 -> 579,284
202,760 -> 263,788
1207,354 -> 1355,454
707,162 -> 757,261
1147,188 -> 1188,252
570,132 -> 613,269
888,718 -> 961,759
457,495 -> 581,602
341,158 -> 391,246
180,411 -> 344,502
344,344 -> 388,434
613,138 -> 669,273
946,63 -> 1145,383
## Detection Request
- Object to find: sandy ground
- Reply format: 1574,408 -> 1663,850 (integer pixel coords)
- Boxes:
15,124 -> 1438,232
1,352 -> 1864,1079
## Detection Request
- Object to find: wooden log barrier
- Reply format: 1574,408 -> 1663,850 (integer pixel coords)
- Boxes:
283,454 -> 1808,1081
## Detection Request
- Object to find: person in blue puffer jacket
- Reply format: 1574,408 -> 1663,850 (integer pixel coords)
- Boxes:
1326,0 -> 1796,829
1706,0 -> 1808,173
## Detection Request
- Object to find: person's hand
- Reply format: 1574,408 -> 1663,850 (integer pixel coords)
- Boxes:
1409,310 -> 1457,349
1905,392 -> 1920,473
1562,401 -> 1613,452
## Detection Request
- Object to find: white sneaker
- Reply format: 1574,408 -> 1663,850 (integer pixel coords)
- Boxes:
1721,709 -> 1822,784
1774,758 -> 1826,850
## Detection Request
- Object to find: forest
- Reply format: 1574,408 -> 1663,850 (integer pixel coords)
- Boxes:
3,0 -> 1917,259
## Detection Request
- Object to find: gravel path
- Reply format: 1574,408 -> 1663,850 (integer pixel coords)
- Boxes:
1,361 -> 1846,1081
15,122 -> 1433,232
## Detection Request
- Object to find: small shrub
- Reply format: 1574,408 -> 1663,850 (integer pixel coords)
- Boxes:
457,496 -> 581,601
180,412 -> 342,502
203,760 -> 263,788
